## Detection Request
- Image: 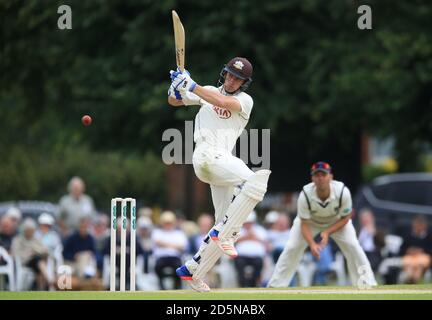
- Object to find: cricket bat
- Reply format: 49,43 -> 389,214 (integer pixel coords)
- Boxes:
172,10 -> 185,72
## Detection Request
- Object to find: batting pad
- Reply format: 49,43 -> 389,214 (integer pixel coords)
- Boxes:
217,169 -> 271,239
191,240 -> 222,280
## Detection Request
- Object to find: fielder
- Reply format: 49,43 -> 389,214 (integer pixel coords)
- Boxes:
168,57 -> 271,292
268,162 -> 377,288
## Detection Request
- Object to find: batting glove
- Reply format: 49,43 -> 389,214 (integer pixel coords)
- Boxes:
172,72 -> 197,93
169,68 -> 190,80
169,68 -> 191,100
168,83 -> 183,100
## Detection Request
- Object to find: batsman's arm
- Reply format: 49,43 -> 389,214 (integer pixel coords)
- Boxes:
168,95 -> 185,107
192,85 -> 241,112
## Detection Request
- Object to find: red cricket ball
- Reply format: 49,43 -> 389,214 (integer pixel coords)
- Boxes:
81,115 -> 92,126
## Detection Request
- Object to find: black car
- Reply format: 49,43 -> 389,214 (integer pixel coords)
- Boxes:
353,173 -> 432,234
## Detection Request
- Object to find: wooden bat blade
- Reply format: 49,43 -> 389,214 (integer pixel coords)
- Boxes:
172,10 -> 185,72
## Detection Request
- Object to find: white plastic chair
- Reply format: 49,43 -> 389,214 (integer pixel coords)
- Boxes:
329,251 -> 348,285
297,253 -> 317,287
14,255 -> 35,291
0,246 -> 16,291
382,234 -> 403,257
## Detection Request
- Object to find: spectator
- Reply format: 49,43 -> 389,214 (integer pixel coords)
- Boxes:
63,217 -> 98,280
312,240 -> 334,285
267,212 -> 291,263
11,218 -> 51,290
399,216 -> 432,284
176,212 -> 199,239
35,213 -> 62,257
5,207 -> 22,230
235,211 -> 269,287
58,176 -> 96,236
151,211 -> 188,290
137,216 -> 153,273
0,216 -> 18,252
91,214 -> 109,271
189,213 -> 214,254
357,209 -> 382,271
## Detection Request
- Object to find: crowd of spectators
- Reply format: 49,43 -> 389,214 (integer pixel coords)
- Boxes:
1,177 -> 431,291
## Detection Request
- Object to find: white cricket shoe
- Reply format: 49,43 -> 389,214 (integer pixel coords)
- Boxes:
176,265 -> 210,293
209,229 -> 238,258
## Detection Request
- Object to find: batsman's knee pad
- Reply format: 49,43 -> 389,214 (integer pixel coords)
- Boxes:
217,170 -> 271,239
242,169 -> 271,202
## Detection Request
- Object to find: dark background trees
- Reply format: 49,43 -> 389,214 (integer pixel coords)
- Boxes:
1,1 -> 431,214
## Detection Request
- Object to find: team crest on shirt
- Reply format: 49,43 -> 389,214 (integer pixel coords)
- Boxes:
213,105 -> 232,119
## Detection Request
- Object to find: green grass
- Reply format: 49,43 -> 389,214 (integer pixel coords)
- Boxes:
1,284 -> 431,300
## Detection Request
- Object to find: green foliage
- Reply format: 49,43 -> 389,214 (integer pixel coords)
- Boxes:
0,146 -> 165,211
1,0 -> 431,203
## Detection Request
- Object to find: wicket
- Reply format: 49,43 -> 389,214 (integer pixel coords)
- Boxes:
110,197 -> 136,291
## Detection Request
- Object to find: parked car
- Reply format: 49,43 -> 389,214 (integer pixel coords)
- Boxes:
0,200 -> 59,221
354,173 -> 432,234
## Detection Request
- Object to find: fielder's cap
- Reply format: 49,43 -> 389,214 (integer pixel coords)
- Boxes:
38,213 -> 55,226
160,211 -> 176,224
264,211 -> 279,224
311,161 -> 332,175
6,207 -> 22,220
225,57 -> 253,80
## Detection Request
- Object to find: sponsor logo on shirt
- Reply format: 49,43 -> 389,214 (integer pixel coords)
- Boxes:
213,105 -> 232,119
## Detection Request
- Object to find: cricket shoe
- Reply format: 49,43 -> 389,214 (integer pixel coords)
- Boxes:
209,229 -> 238,258
176,265 -> 210,293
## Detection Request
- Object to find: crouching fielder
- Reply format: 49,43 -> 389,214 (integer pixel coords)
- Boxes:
268,162 -> 377,288
168,57 -> 271,292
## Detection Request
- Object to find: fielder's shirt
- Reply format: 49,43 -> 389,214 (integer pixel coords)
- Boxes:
298,180 -> 352,228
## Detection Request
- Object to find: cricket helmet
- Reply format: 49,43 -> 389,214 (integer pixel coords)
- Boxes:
218,57 -> 253,93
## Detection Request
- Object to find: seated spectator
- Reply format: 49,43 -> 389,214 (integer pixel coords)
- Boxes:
137,216 -> 153,273
0,216 -> 18,252
235,211 -> 269,287
91,214 -> 109,272
11,218 -> 51,290
399,216 -> 432,284
63,217 -> 98,281
312,240 -> 334,285
358,209 -> 382,271
35,213 -> 62,257
4,207 -> 22,230
151,211 -> 188,290
266,212 -> 291,263
189,213 -> 214,254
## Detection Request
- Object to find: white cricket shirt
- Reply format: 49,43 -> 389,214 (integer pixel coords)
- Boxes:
297,180 -> 352,227
191,86 -> 253,152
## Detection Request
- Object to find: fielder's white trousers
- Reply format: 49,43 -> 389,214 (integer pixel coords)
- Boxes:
193,142 -> 254,223
268,217 -> 377,287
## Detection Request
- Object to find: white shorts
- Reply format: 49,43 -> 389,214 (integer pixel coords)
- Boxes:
192,142 -> 254,187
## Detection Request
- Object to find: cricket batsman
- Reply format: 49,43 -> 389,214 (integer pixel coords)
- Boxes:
168,57 -> 271,292
268,161 -> 377,288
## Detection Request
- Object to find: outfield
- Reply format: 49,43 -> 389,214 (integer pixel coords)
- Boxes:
0,284 -> 431,300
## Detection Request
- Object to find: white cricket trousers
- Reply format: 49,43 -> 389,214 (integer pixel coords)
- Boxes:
268,217 -> 377,287
193,142 -> 254,223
